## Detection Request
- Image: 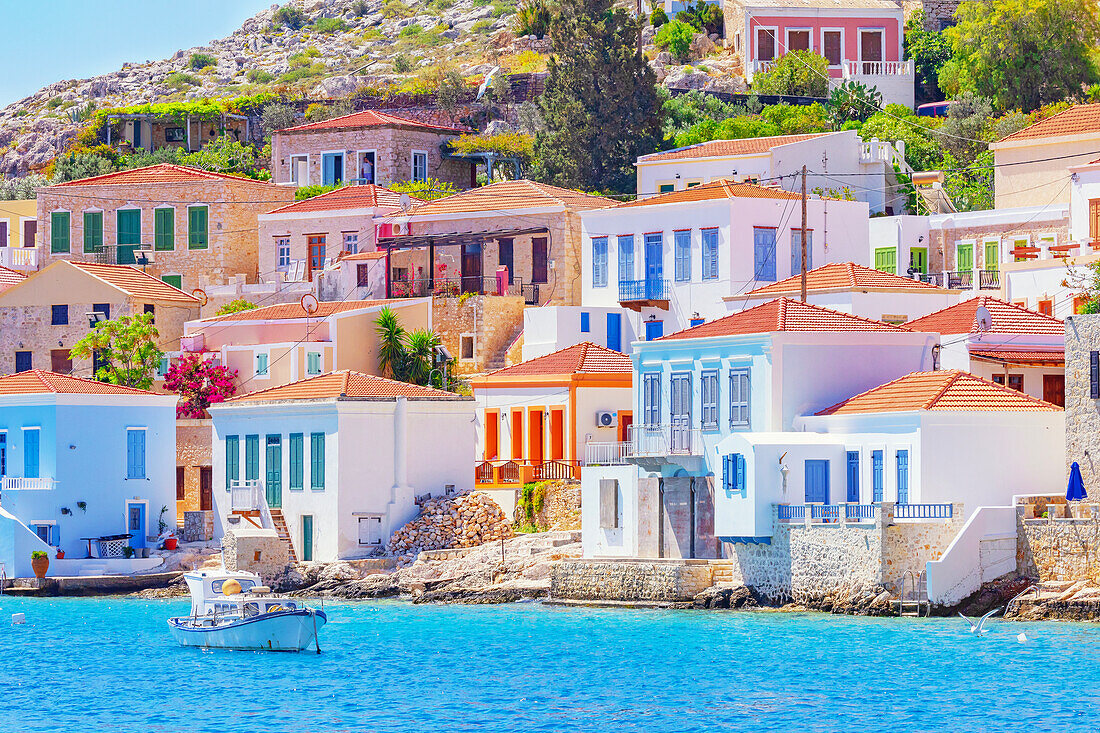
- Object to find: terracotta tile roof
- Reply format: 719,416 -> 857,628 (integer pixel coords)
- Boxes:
616,179 -> 803,208
658,297 -> 910,341
638,134 -> 831,163
734,0 -> 901,7
0,370 -> 157,396
230,370 -> 465,402
997,104 -> 1100,143
398,180 -> 615,218
484,342 -> 632,378
68,262 -> 201,304
49,163 -> 278,188
746,262 -> 943,295
198,298 -> 400,323
968,348 -> 1065,366
816,370 -> 1062,415
0,265 -> 27,292
278,109 -> 465,134
905,296 -> 1063,335
341,250 -> 387,261
263,184 -> 414,215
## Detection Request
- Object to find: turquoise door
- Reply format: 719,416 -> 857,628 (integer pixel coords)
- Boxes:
117,209 -> 140,265
644,234 -> 663,297
301,515 -> 314,561
805,460 -> 830,503
872,450 -> 884,502
322,153 -> 343,186
645,320 -> 663,341
266,435 -> 282,509
896,450 -> 909,504
127,502 -> 146,548
606,312 -> 622,352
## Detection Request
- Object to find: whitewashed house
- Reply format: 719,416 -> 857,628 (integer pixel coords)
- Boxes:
521,305 -> 640,360
579,298 -> 938,559
579,180 -> 871,338
716,370 -> 1064,540
0,371 -> 176,577
725,262 -> 959,323
635,130 -> 908,214
906,296 -> 1065,405
209,370 -> 474,562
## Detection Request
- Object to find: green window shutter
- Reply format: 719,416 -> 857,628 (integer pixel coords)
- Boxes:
161,275 -> 182,289
310,432 -> 325,490
289,433 -> 304,490
117,209 -> 140,244
83,211 -> 102,253
956,243 -> 973,272
188,206 -> 208,249
155,208 -> 175,251
225,435 -> 239,490
909,247 -> 927,274
307,352 -> 321,374
874,247 -> 896,274
245,434 -> 259,480
51,212 -> 70,253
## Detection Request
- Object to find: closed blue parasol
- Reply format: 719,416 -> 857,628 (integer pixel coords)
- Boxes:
1067,461 -> 1087,501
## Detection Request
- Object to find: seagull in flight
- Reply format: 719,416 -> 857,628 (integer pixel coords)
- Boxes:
958,608 -> 1001,636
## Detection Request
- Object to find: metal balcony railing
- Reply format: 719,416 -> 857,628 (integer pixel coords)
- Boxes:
978,270 -> 999,289
584,442 -> 631,466
628,424 -> 704,457
946,270 -> 973,289
894,503 -> 954,519
619,279 -> 671,303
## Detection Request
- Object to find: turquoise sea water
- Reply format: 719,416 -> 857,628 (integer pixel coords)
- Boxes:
0,597 -> 1096,732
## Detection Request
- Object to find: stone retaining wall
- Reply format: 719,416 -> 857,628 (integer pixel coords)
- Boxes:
222,527 -> 289,582
550,559 -> 713,602
1018,515 -> 1100,584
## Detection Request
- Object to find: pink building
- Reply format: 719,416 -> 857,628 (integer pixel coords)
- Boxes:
726,0 -> 914,108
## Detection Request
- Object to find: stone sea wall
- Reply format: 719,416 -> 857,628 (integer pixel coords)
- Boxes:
1018,515 -> 1100,584
551,560 -> 713,602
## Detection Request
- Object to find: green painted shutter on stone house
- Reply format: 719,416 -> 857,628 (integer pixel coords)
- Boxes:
116,209 -> 140,264
51,212 -> 70,253
155,208 -> 174,251
188,206 -> 208,249
83,211 -> 102,253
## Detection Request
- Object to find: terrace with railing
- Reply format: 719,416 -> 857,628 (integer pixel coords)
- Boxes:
389,276 -> 540,305
628,424 -> 705,459
228,478 -> 274,530
0,247 -> 37,270
776,502 -> 954,525
618,279 -> 671,310
474,459 -> 581,487
0,477 -> 56,492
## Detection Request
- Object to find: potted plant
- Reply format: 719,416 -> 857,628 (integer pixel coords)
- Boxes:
122,546 -> 135,559
31,550 -> 49,579
56,548 -> 65,559
164,535 -> 178,551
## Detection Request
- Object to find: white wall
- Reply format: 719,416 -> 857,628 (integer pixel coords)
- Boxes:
1002,256 -> 1088,320
869,215 -> 931,274
522,305 -> 639,360
580,464 -> 641,558
1069,163 -> 1100,241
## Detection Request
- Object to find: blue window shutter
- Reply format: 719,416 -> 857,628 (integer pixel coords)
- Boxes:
846,451 -> 860,503
736,454 -> 746,496
754,228 -> 776,281
723,454 -> 731,492
225,435 -> 239,490
580,312 -> 590,332
24,430 -> 39,478
311,432 -> 325,489
126,430 -> 145,479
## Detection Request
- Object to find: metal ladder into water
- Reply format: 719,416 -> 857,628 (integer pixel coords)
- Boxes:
893,570 -> 929,617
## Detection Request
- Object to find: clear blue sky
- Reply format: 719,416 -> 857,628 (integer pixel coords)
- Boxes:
0,0 -> 274,108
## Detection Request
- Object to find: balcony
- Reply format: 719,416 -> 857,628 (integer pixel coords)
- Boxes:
474,459 -> 580,487
584,441 -> 631,466
627,424 -> 705,467
618,279 -> 671,311
776,502 -> 953,524
978,269 -> 1000,290
1,477 -> 56,491
0,247 -> 38,270
390,276 -> 539,305
842,59 -> 914,78
946,270 -> 973,289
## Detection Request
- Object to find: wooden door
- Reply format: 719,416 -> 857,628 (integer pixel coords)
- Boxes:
23,219 -> 36,248
528,409 -> 544,464
484,411 -> 499,460
176,466 -> 186,501
200,466 -> 213,511
756,28 -> 776,61
531,237 -> 548,284
860,30 -> 883,74
846,452 -> 860,503
1044,374 -> 1065,406
265,435 -> 282,508
549,408 -> 564,461
307,236 -> 326,281
804,460 -> 830,504
511,409 -> 524,461
462,242 -> 483,293
617,412 -> 633,443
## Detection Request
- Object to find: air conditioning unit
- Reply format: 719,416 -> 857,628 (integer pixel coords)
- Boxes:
392,221 -> 409,236
596,410 -> 617,428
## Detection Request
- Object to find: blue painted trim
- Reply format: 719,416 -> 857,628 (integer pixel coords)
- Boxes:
718,536 -> 771,545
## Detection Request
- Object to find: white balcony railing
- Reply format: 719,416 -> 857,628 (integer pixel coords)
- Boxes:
0,247 -> 38,270
842,59 -> 913,78
229,478 -> 275,531
1,477 -> 55,491
628,425 -> 705,458
749,59 -> 775,77
584,442 -> 631,466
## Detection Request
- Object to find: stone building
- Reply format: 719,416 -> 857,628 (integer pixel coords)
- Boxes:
375,179 -> 615,307
37,164 -> 296,294
270,109 -> 472,189
0,260 -> 201,377
176,418 -> 213,525
1065,313 -> 1100,490
256,184 -> 412,285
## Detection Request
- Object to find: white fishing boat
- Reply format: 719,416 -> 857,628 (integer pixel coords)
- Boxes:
167,569 -> 327,652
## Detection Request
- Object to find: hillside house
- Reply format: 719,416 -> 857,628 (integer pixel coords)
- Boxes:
727,0 -> 914,108
103,112 -> 249,155
0,371 -> 177,577
0,261 -> 201,377
0,199 -> 38,271
906,296 -> 1065,405
635,130 -> 908,214
579,180 -> 870,336
270,110 -> 472,189
209,370 -> 474,562
37,164 -> 295,293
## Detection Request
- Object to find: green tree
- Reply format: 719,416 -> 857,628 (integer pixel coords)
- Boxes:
752,51 -> 829,98
936,92 -> 994,164
50,151 -> 118,183
375,307 -> 407,379
904,12 -> 951,103
828,80 -> 882,126
180,136 -> 256,174
389,178 -> 457,201
941,150 -> 995,212
215,298 -> 258,316
531,0 -> 664,193
70,312 -> 163,390
654,19 -> 695,61
261,102 -> 298,135
373,307 -> 450,386
941,0 -> 1100,111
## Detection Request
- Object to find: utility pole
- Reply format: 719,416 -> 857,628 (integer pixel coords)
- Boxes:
800,164 -> 808,302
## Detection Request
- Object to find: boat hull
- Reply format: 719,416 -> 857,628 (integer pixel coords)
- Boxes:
168,610 -> 327,652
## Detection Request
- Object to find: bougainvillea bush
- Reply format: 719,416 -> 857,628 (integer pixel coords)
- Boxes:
164,354 -> 238,418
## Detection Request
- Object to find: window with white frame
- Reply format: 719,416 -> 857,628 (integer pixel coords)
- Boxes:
255,352 -> 269,377
592,236 -> 609,287
618,234 -> 634,283
642,372 -> 661,426
343,232 -> 359,254
460,334 -> 475,361
701,228 -> 719,280
729,368 -> 750,428
411,151 -> 428,183
701,369 -> 719,429
674,230 -> 691,282
276,237 -> 291,271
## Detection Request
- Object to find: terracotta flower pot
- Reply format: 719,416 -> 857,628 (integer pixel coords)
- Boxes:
31,555 -> 49,579
164,537 -> 178,551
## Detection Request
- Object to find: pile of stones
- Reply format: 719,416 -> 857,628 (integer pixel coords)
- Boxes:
388,491 -> 513,555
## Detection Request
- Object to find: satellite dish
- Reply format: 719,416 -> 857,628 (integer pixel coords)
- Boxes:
301,293 -> 319,315
975,305 -> 992,332
399,193 -> 412,211
191,288 -> 208,307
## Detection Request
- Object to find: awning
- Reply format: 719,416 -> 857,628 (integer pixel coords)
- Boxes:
377,227 -> 549,251
969,349 -> 1065,366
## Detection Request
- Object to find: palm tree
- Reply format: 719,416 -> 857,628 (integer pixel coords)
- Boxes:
404,329 -> 441,385
374,307 -> 407,379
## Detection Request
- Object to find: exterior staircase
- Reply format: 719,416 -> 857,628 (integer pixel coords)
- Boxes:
486,325 -> 523,371
269,509 -> 298,563
710,560 -> 738,586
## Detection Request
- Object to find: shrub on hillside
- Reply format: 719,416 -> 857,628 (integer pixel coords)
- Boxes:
310,17 -> 349,33
271,4 -> 306,30
188,53 -> 216,70
392,53 -> 413,73
165,72 -> 200,90
650,6 -> 668,26
752,50 -> 829,98
381,0 -> 414,18
514,0 -> 553,38
655,19 -> 695,61
350,0 -> 370,16
247,69 -> 275,84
